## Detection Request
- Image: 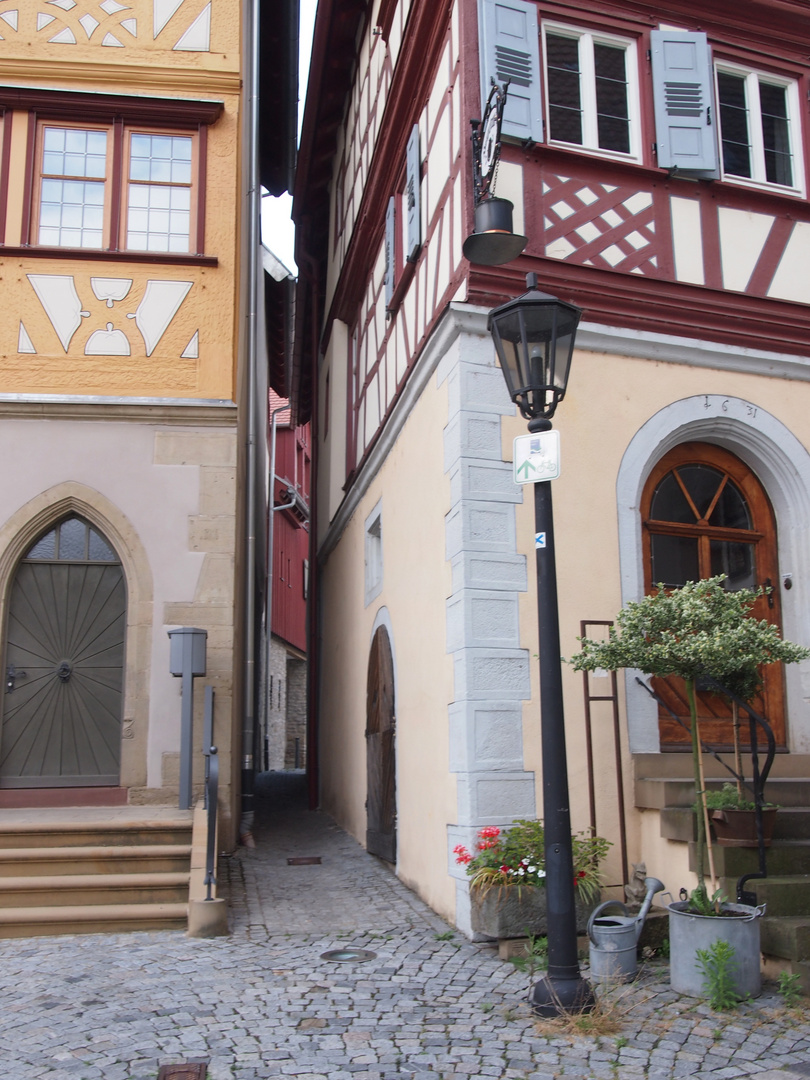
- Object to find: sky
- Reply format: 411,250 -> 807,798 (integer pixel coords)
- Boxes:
260,0 -> 318,275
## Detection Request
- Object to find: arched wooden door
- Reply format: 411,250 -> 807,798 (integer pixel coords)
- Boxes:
641,442 -> 785,750
366,625 -> 396,862
1,516 -> 126,787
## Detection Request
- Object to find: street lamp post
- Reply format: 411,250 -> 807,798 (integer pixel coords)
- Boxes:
488,273 -> 595,1017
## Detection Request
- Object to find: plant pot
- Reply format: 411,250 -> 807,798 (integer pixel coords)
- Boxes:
710,807 -> 778,847
668,900 -> 764,998
470,885 -> 593,940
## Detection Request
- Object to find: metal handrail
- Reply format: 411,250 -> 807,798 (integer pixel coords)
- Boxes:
636,676 -> 776,904
203,685 -> 218,902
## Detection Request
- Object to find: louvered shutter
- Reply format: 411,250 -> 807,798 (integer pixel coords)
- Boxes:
384,195 -> 395,304
405,124 -> 421,262
478,0 -> 542,143
651,29 -> 718,174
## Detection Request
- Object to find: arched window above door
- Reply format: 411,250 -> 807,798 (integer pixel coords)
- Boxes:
641,442 -> 784,750
24,516 -> 119,564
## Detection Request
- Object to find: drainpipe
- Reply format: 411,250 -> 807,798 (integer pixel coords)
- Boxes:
240,0 -> 262,845
264,402 -> 298,768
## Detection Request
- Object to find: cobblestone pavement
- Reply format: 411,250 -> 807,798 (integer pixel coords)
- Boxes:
1,771 -> 810,1080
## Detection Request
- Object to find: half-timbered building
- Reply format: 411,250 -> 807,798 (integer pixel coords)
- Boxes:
293,0 -> 810,939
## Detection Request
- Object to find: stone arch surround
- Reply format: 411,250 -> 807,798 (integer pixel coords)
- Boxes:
0,481 -> 154,790
616,395 -> 810,754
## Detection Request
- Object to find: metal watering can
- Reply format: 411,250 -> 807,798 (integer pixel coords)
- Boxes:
587,876 -> 665,983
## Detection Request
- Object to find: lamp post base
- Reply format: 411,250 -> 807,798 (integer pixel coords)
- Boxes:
530,974 -> 597,1017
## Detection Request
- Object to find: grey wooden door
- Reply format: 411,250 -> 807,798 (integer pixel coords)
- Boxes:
1,517 -> 125,787
366,625 -> 396,862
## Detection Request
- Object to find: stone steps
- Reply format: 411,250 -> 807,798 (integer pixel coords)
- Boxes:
0,811 -> 193,937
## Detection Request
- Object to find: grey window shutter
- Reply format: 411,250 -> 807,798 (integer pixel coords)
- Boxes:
651,29 -> 717,174
384,195 -> 395,305
405,124 -> 421,263
478,0 -> 542,143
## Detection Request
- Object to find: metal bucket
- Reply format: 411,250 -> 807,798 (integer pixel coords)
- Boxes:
668,900 -> 764,998
588,902 -> 638,983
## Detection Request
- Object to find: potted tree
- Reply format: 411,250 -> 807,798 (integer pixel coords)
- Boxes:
571,575 -> 809,997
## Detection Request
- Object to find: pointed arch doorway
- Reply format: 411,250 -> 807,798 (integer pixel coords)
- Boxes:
642,442 -> 785,750
366,624 -> 396,862
1,515 -> 126,787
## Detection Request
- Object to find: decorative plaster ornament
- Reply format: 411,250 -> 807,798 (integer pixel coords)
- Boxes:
27,275 -> 91,352
49,26 -> 77,43
121,17 -> 136,35
181,330 -> 199,358
17,322 -> 36,354
102,31 -> 123,45
37,12 -> 56,29
126,279 -> 192,356
173,1 -> 209,50
153,0 -> 183,37
91,277 -> 132,307
100,0 -> 129,12
47,0 -> 76,9
0,9 -> 18,30
85,322 -> 131,355
79,13 -> 98,36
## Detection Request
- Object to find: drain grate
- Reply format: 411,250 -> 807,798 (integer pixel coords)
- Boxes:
157,1066 -> 207,1080
287,856 -> 322,865
320,948 -> 377,962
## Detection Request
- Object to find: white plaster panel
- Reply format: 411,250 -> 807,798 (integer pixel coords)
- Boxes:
718,207 -> 774,292
493,161 -> 524,236
446,590 -> 521,651
445,502 -> 517,558
448,700 -> 526,772
669,196 -> 704,285
450,552 -> 527,594
455,774 -> 537,824
427,42 -> 450,137
769,221 -> 810,304
436,209 -> 451,307
443,411 -> 503,471
427,106 -> 451,226
452,172 -> 463,273
453,649 -> 531,701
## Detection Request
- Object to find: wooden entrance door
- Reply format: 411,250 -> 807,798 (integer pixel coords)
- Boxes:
366,625 -> 396,862
641,442 -> 785,750
1,516 -> 125,787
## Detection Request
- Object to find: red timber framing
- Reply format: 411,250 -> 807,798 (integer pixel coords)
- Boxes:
465,0 -> 810,359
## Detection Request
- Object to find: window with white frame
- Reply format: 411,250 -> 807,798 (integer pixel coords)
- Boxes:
542,24 -> 640,159
716,65 -> 802,192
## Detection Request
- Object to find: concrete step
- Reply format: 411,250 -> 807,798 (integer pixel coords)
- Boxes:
0,872 -> 190,908
748,875 -> 810,917
662,806 -> 810,844
686,839 -> 810,878
637,775 -> 810,811
0,818 -> 192,849
761,916 -> 810,961
0,844 -> 192,877
0,902 -> 188,938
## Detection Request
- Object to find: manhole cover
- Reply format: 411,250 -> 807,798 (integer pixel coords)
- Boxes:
320,948 -> 377,962
157,1066 -> 207,1080
287,856 -> 322,865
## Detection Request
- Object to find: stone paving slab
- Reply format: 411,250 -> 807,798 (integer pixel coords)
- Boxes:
1,772 -> 809,1079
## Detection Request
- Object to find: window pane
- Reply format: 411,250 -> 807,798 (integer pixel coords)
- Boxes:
42,127 -> 106,179
26,529 -> 56,560
126,183 -> 190,252
675,465 -> 725,520
708,479 -> 751,530
594,43 -> 629,153
718,72 -> 752,178
39,178 -> 105,248
546,34 -> 583,145
759,81 -> 792,186
650,473 -> 696,523
58,518 -> 86,560
651,534 -> 699,587
88,529 -> 116,561
710,540 -> 756,591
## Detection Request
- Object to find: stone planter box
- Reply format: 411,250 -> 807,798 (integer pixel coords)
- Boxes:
710,807 -> 778,847
470,885 -> 594,939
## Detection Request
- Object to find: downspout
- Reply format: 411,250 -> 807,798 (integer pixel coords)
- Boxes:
240,0 -> 262,844
264,402 -> 296,768
297,241 -> 320,811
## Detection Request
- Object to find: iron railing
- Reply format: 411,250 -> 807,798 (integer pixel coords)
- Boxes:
203,685 -> 219,901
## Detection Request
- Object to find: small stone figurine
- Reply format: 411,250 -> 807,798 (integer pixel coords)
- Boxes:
624,862 -> 648,911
